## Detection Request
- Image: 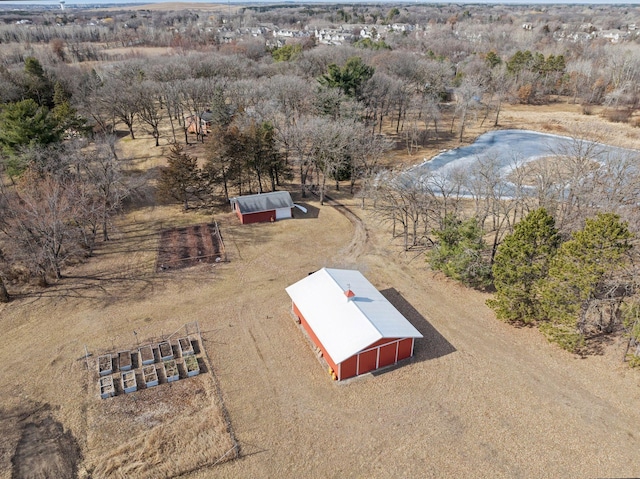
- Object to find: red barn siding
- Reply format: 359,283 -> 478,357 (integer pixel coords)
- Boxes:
292,303 -> 417,381
397,338 -> 413,361
378,342 -> 398,368
339,356 -> 357,380
358,349 -> 377,375
239,210 -> 276,225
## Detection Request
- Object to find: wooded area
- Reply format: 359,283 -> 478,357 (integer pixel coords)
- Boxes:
2,2 -> 640,356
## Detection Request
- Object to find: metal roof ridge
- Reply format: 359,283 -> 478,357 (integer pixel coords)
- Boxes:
348,295 -> 384,339
322,268 -> 385,340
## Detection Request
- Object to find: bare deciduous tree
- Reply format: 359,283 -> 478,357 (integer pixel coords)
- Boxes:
374,170 -> 434,251
137,80 -> 165,147
308,118 -> 356,204
362,71 -> 394,134
466,154 -> 527,262
281,116 -> 317,198
81,134 -> 130,242
547,124 -> 609,231
451,78 -> 483,142
2,175 -> 83,283
350,127 -> 392,201
99,76 -> 140,139
180,78 -> 214,143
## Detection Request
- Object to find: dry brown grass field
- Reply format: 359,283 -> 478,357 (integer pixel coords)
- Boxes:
2,104 -> 640,478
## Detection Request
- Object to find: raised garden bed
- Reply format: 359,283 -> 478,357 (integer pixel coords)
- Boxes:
178,337 -> 194,357
142,365 -> 159,387
118,351 -> 132,371
184,355 -> 200,377
121,371 -> 137,393
99,376 -> 115,399
158,341 -> 173,361
163,360 -> 179,382
98,354 -> 113,376
139,344 -> 155,365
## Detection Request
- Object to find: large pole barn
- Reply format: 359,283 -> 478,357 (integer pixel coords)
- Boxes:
230,191 -> 294,224
286,268 -> 423,381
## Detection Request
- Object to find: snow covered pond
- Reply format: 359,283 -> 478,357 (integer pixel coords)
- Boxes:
409,129 -> 640,198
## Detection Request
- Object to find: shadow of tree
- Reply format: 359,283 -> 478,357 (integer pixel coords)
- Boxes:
581,328 -> 622,357
13,272 -> 159,306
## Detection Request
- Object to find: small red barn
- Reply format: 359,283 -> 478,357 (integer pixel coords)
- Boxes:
185,110 -> 213,135
285,268 -> 423,381
230,191 -> 294,224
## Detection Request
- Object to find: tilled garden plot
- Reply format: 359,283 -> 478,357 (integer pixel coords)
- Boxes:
156,223 -> 225,272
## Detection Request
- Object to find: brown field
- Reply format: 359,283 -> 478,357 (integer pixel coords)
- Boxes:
90,373 -> 235,478
2,104 -> 640,478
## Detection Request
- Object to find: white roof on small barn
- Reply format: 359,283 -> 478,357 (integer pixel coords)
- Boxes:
230,191 -> 294,214
285,268 -> 423,364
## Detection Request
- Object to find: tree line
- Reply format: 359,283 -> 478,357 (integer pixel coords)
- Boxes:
3,3 -> 640,121
2,23 -> 639,164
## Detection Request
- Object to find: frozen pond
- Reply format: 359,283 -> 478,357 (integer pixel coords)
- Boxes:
410,129 -> 639,197
418,129 -> 637,175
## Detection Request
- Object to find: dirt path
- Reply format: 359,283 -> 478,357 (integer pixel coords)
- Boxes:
323,193 -> 369,260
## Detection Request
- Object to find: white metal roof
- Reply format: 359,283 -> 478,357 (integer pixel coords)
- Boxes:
230,191 -> 294,214
285,268 -> 423,364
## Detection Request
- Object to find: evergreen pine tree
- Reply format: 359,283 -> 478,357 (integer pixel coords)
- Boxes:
0,99 -> 63,175
487,208 -> 560,323
23,57 -> 53,107
51,81 -> 88,136
539,213 -> 633,351
428,214 -> 492,288
158,143 -> 202,210
319,57 -> 375,100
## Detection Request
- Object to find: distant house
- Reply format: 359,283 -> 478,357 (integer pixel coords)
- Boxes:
286,268 -> 423,381
230,191 -> 294,224
273,28 -> 309,39
185,110 -> 214,135
315,28 -> 354,45
389,23 -> 414,33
